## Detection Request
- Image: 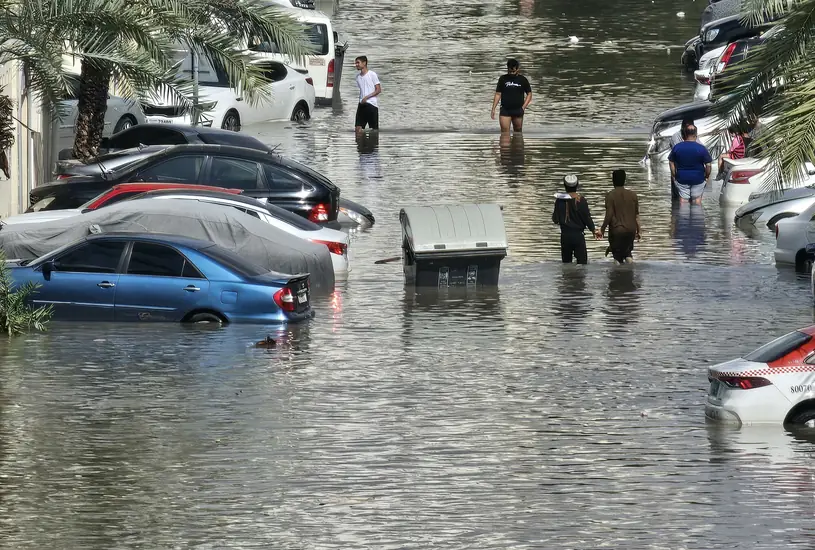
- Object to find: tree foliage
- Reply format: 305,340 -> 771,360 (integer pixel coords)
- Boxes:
0,249 -> 52,336
713,0 -> 815,188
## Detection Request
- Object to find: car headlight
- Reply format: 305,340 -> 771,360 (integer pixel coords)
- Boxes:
745,211 -> 762,224
655,137 -> 672,153
705,28 -> 719,42
198,101 -> 217,112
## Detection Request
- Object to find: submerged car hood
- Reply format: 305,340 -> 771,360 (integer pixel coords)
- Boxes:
655,101 -> 714,123
737,186 -> 815,216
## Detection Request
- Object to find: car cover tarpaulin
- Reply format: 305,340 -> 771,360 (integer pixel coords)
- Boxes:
0,197 -> 335,292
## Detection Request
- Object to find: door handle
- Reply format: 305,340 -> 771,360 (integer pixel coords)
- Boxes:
236,98 -> 243,102
184,285 -> 201,292
289,85 -> 295,90
97,281 -> 115,288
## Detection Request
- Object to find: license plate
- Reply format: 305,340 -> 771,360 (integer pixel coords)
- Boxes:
309,57 -> 325,66
146,117 -> 172,124
297,290 -> 308,304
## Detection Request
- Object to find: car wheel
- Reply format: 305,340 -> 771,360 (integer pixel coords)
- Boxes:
185,312 -> 223,324
291,102 -> 310,122
788,407 -> 815,427
113,115 -> 136,134
221,110 -> 241,132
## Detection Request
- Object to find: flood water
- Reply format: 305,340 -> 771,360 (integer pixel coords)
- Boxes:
3,0 -> 815,547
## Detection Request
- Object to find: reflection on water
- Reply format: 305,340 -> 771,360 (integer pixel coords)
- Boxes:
2,0 -> 815,547
497,132 -> 525,176
671,202 -> 707,258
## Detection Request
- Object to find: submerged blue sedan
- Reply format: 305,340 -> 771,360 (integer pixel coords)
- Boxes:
6,233 -> 313,324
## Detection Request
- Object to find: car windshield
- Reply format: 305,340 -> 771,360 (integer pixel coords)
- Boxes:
279,157 -> 334,188
744,330 -> 812,363
199,245 -> 269,277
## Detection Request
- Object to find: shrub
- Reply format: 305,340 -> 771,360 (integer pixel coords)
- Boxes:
0,250 -> 52,335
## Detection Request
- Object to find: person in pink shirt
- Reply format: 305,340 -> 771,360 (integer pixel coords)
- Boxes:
716,122 -> 752,179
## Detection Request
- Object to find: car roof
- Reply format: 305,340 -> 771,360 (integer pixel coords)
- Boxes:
136,188 -> 266,206
151,143 -> 282,161
108,183 -> 241,194
83,232 -> 216,250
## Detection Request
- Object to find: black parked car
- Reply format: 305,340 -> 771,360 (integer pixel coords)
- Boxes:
32,144 -> 340,225
53,124 -> 375,227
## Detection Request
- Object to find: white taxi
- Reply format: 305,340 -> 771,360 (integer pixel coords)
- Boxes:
706,326 -> 815,426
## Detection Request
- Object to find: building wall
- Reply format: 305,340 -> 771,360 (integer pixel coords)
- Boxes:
0,63 -> 46,219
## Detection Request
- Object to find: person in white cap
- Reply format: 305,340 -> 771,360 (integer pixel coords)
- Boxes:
552,175 -> 601,264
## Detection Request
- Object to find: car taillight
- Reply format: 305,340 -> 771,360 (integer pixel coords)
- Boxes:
306,77 -> 314,86
327,59 -> 335,87
720,376 -> 773,390
730,169 -> 764,184
775,224 -> 779,240
717,42 -> 738,72
55,174 -> 71,180
308,202 -> 330,223
273,287 -> 296,312
313,239 -> 346,256
695,74 -> 711,86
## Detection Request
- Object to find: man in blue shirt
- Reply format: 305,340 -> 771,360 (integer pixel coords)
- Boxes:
668,125 -> 712,204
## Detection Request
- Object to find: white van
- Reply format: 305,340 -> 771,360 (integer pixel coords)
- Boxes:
248,6 -> 341,104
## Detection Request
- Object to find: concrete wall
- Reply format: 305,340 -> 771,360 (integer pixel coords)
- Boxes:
0,63 -> 46,219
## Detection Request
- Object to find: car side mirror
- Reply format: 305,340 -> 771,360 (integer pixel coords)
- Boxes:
805,350 -> 815,365
41,259 -> 55,280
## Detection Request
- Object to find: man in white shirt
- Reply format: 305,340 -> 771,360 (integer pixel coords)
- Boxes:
354,56 -> 381,134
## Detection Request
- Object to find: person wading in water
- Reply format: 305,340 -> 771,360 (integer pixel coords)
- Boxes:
600,169 -> 641,264
491,58 -> 532,133
552,175 -> 601,264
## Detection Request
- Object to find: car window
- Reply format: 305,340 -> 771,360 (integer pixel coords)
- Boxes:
261,63 -> 288,82
263,164 -> 309,191
28,194 -> 84,212
109,127 -> 187,148
744,331 -> 813,363
305,24 -> 329,55
237,207 -> 262,219
134,155 -> 205,183
127,242 -> 203,278
210,157 -> 262,190
54,241 -> 126,273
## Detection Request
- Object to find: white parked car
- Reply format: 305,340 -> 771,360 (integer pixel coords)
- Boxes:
133,190 -> 350,275
1,189 -> 350,275
692,44 -> 726,101
773,198 -> 815,267
735,185 -> 815,227
142,59 -> 315,130
644,101 -> 724,163
720,158 -> 815,207
265,0 -> 315,8
247,6 -> 341,105
56,77 -> 147,153
706,325 -> 815,426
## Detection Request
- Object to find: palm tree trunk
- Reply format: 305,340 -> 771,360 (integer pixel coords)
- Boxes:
72,60 -> 111,162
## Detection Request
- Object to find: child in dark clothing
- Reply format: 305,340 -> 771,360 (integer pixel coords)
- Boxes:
552,175 -> 601,264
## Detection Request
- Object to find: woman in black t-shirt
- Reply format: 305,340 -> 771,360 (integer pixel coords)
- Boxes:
491,58 -> 532,133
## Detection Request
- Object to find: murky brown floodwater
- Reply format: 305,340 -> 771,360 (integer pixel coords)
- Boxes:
2,0 -> 815,547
